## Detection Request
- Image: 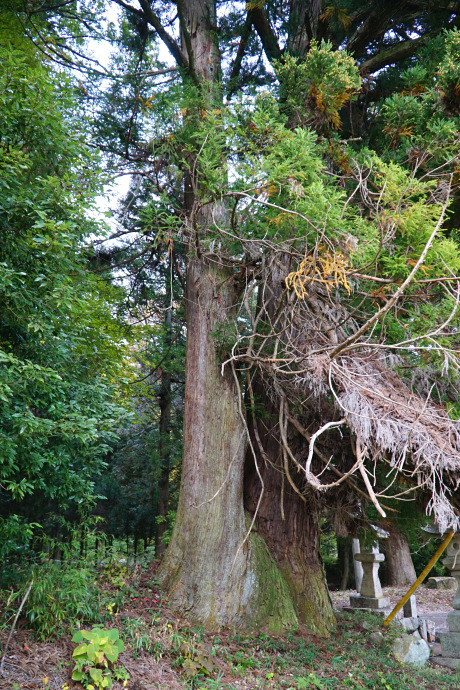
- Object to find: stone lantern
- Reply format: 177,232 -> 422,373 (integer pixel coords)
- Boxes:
349,544 -> 390,612
438,534 -> 460,668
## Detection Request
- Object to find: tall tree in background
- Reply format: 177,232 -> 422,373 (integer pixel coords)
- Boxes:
94,200 -> 185,554
383,525 -> 417,587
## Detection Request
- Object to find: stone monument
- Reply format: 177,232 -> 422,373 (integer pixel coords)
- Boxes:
349,545 -> 390,612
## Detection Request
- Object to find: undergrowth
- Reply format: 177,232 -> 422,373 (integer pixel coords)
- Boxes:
0,556 -> 459,689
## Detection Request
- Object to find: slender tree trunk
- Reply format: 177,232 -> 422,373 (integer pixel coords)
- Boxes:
337,537 -> 351,591
155,306 -> 172,557
383,526 -> 416,587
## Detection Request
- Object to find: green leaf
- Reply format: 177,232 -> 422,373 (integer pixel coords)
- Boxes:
89,667 -> 103,682
86,643 -> 98,661
104,643 -> 118,663
72,643 -> 87,658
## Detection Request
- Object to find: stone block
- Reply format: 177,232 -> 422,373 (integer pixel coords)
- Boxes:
349,593 -> 391,609
426,576 -> 457,590
342,606 -> 390,616
448,610 -> 460,632
440,631 -> 460,658
430,642 -> 442,656
392,635 -> 430,668
431,657 -> 460,670
403,595 -> 417,618
426,619 -> 436,643
370,631 -> 384,645
401,617 -> 419,634
418,619 -> 427,641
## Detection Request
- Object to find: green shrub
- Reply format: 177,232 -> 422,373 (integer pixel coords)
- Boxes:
72,626 -> 129,689
21,562 -> 103,640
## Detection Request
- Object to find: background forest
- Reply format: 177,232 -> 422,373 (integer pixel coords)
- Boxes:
2,0 -> 460,688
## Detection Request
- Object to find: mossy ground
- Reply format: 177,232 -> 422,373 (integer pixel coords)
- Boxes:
0,561 -> 458,690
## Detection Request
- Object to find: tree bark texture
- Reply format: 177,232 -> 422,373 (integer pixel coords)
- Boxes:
245,384 -> 335,637
244,255 -> 334,635
383,527 -> 416,587
157,258 -> 299,629
157,258 -> 248,626
157,0 -> 332,633
337,537 -> 351,591
155,354 -> 172,555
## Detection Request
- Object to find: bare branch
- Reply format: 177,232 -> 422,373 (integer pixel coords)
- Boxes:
305,419 -> 346,484
134,0 -> 188,70
356,436 -> 387,518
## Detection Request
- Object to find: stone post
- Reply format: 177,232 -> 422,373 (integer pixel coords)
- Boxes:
352,538 -> 363,593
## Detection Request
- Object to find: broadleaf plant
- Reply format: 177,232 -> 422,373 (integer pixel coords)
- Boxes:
72,627 -> 129,689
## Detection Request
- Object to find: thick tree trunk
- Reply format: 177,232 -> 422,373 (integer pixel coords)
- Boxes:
383,526 -> 416,587
242,254 -> 334,636
157,257 -> 298,629
157,0 -> 332,633
245,386 -> 335,637
157,0 -> 261,628
286,1 -> 309,56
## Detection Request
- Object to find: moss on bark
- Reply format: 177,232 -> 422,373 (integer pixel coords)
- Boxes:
249,530 -> 298,632
278,559 -> 335,636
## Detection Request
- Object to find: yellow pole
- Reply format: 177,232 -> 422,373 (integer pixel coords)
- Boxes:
383,529 -> 455,627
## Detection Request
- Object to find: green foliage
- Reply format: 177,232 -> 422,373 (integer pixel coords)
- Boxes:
180,92 -> 363,264
0,515 -> 38,578
179,641 -> 216,679
72,626 -> 129,689
438,29 -> 460,115
0,14 -> 132,542
121,616 -> 167,660
276,41 -> 361,130
4,4 -> 460,657
20,560 -> 103,640
374,30 -> 460,168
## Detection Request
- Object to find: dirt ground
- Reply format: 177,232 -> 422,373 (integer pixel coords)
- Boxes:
0,584 -> 457,690
329,583 -> 455,614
